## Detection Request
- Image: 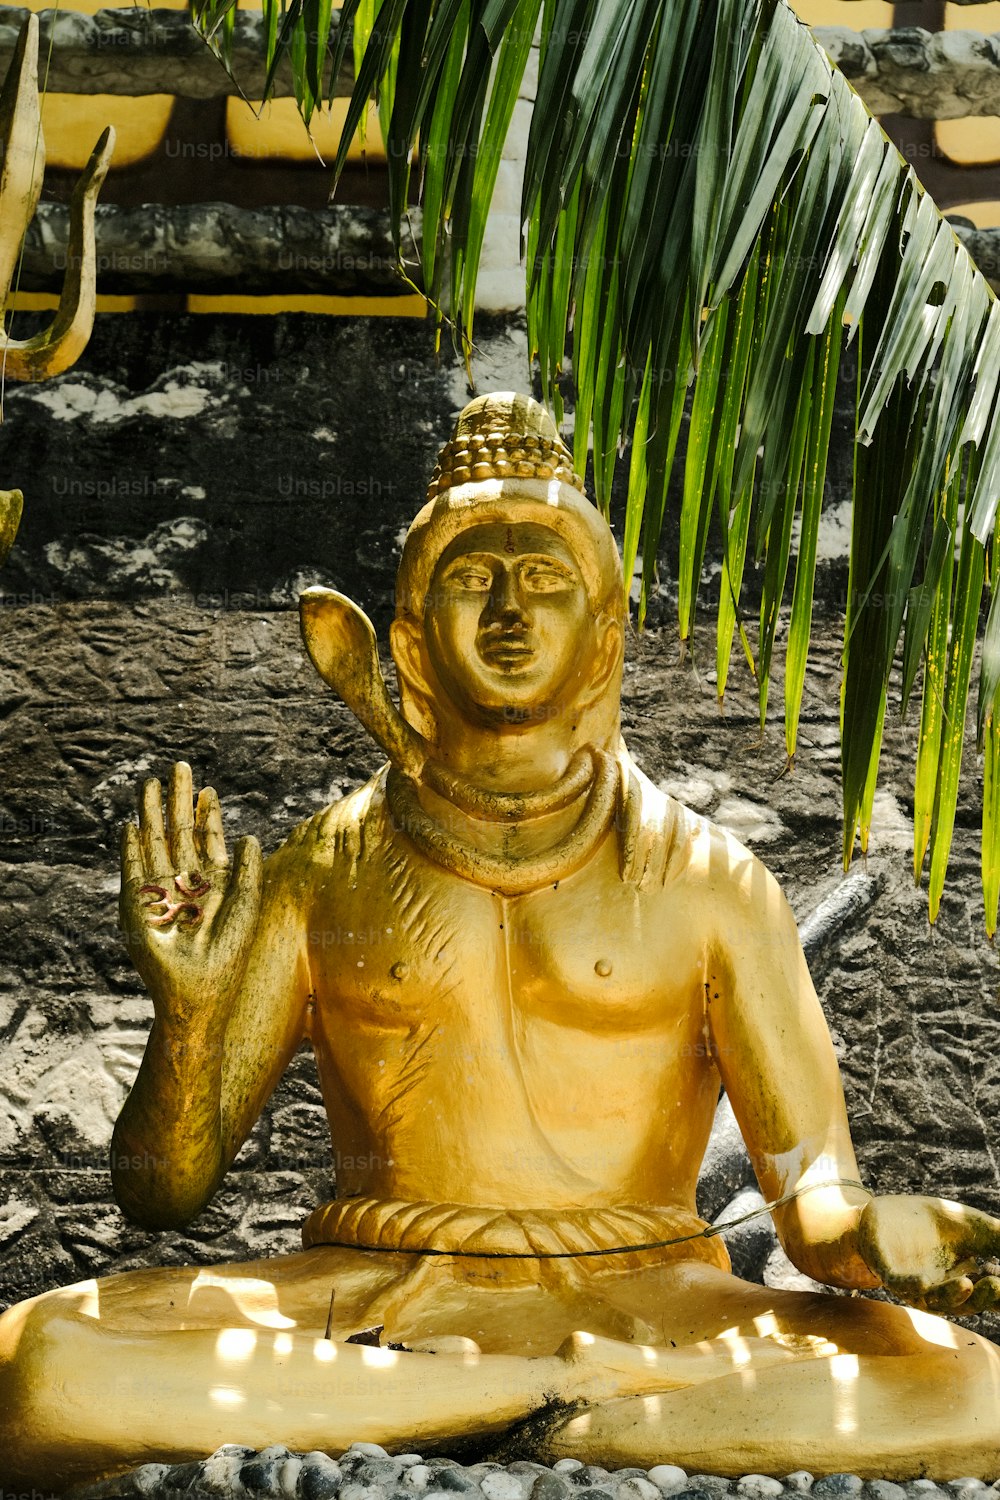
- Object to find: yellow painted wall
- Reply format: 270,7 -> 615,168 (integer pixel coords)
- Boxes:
937,2 -> 1000,165
14,0 -> 185,169
226,95 -> 384,164
790,0 -> 894,27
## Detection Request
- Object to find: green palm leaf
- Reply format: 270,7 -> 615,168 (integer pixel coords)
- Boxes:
189,0 -> 1000,925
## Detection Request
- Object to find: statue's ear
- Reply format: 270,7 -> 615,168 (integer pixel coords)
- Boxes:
390,617 -> 439,745
579,613 -> 624,707
389,617 -> 428,696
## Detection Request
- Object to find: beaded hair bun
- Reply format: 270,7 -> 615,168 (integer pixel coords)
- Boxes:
426,391 -> 585,499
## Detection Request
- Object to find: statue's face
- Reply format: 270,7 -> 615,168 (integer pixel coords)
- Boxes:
424,521 -> 594,723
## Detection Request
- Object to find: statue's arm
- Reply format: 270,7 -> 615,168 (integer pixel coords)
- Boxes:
110,764 -> 310,1230
702,832 -> 879,1290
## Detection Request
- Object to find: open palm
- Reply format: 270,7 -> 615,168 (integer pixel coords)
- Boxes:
119,761 -> 261,1034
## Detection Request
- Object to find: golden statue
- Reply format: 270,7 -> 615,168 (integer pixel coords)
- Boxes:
3,394 -> 1000,1488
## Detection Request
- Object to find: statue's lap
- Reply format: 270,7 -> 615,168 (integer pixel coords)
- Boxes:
73,1244 -> 937,1361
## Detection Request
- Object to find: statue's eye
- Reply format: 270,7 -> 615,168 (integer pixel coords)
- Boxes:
520,563 -> 574,592
452,568 -> 492,591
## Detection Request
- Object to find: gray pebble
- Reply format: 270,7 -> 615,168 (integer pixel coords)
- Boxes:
647,1470 -> 688,1494
865,1484 -> 907,1500
617,1479 -> 662,1500
784,1478 -> 814,1494
300,1454 -> 344,1500
157,1460 -> 204,1490
436,1471 -> 481,1493
423,1491 -> 459,1500
813,1479 -> 864,1499
356,1461 -> 405,1488
737,1479 -> 784,1499
482,1474 -> 528,1500
688,1480 -> 735,1497
200,1453 -> 246,1494
555,1464 -> 585,1475
349,1445 -> 391,1460
906,1488 -> 942,1497
132,1466 -> 173,1496
405,1467 -> 435,1492
531,1476 -> 572,1500
241,1459 -> 287,1498
949,1486 -> 988,1493
278,1458 -> 302,1499
396,1459 -> 425,1469
260,1448 -> 293,1463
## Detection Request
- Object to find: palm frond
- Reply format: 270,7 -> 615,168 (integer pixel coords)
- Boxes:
188,0 -> 1000,923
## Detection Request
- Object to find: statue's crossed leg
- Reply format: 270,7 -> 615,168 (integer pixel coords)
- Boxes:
1,1249 -> 998,1488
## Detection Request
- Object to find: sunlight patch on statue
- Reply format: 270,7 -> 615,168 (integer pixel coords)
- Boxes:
208,1385 -> 247,1409
194,1276 -> 296,1330
718,1326 -> 755,1369
215,1327 -> 258,1363
830,1353 -> 860,1435
903,1308 -> 960,1349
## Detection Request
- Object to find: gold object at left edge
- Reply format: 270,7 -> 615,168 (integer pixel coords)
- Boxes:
0,12 -> 115,383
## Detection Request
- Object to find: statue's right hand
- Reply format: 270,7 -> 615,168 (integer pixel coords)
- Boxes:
119,761 -> 262,1035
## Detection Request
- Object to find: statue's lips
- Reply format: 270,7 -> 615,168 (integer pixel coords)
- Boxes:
479,635 -> 535,667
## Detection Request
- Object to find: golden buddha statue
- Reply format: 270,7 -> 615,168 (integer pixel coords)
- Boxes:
3,393 -> 1000,1488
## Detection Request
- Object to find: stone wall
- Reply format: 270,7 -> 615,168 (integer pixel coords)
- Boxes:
0,309 -> 997,1351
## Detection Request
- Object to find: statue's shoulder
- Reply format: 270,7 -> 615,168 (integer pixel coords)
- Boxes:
277,765 -> 390,866
618,749 -> 747,891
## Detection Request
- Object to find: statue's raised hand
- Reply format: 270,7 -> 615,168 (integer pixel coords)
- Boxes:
120,762 -> 262,1036
858,1193 -> 1000,1313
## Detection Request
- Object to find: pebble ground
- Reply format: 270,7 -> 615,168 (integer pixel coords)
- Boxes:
65,1443 -> 1000,1500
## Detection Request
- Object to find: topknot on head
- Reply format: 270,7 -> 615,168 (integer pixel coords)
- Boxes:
427,392 -> 585,500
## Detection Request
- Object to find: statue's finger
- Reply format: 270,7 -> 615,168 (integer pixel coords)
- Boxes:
965,1275 -> 1000,1314
219,835 -> 262,937
932,1197 -> 1000,1264
195,786 -> 227,868
920,1276 -> 975,1314
167,762 -> 198,872
118,823 -> 145,945
120,820 -> 144,887
139,778 -> 169,873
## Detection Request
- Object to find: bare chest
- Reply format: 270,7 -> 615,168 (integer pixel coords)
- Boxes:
307,830 -> 707,1046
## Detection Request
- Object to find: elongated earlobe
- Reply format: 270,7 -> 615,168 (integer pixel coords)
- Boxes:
390,618 -> 440,749
578,616 -> 624,711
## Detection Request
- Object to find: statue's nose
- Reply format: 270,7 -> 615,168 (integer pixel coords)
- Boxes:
488,566 -> 528,625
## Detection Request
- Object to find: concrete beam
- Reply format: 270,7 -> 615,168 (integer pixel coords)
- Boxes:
15,203 -> 422,296
815,25 -> 1000,118
14,203 -> 997,302
0,7 -> 352,99
955,223 -> 1000,291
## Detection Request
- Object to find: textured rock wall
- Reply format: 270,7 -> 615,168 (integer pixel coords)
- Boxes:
0,310 -> 997,1353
